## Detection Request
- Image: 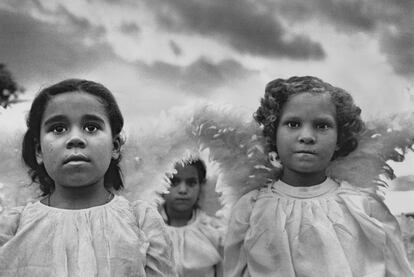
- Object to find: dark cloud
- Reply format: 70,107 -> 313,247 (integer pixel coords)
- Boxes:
136,57 -> 258,94
377,2 -> 414,77
119,22 -> 141,35
0,6 -> 257,97
144,0 -> 325,60
169,40 -> 182,56
22,0 -> 107,38
381,29 -> 414,77
0,8 -> 117,87
144,0 -> 413,77
266,0 -> 414,77
274,0 -> 377,32
56,5 -> 106,38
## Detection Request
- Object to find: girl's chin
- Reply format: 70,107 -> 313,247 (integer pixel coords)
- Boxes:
284,166 -> 327,177
57,179 -> 104,188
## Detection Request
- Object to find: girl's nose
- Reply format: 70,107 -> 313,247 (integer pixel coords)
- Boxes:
298,126 -> 316,144
178,183 -> 188,194
66,129 -> 86,148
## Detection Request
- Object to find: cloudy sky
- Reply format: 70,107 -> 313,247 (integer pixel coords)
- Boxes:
1,0 -> 414,211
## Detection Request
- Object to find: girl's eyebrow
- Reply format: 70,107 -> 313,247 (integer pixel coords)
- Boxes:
171,177 -> 197,183
82,114 -> 106,124
279,114 -> 301,121
43,114 -> 106,126
281,114 -> 335,120
313,115 -> 336,123
43,115 -> 67,126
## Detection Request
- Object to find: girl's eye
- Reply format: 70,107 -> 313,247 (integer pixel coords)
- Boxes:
287,121 -> 300,128
84,124 -> 99,133
170,177 -> 179,186
186,180 -> 197,187
316,123 -> 331,130
51,125 -> 66,134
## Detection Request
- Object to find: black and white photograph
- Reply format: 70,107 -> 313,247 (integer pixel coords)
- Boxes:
1,1 -> 414,276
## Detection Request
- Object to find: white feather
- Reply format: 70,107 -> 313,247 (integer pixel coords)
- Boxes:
327,112 -> 414,188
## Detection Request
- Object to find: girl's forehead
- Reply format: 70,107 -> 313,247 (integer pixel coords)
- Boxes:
282,92 -> 336,117
175,164 -> 198,177
42,91 -> 108,121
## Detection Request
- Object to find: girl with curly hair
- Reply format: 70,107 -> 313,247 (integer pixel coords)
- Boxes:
224,76 -> 413,276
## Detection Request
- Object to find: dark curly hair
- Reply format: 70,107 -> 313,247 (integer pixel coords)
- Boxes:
254,76 -> 364,160
22,79 -> 125,196
173,158 -> 207,185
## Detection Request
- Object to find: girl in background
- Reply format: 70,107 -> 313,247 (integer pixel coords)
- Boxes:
224,76 -> 413,276
0,79 -> 176,276
162,158 -> 223,277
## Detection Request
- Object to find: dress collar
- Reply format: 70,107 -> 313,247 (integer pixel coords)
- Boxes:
160,206 -> 198,227
272,177 -> 339,199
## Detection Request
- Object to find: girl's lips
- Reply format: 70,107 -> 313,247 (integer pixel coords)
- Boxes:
174,198 -> 190,201
295,150 -> 317,154
63,154 -> 90,164
65,161 -> 89,167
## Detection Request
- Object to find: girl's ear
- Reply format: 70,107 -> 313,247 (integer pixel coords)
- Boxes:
112,135 -> 121,160
35,140 -> 43,165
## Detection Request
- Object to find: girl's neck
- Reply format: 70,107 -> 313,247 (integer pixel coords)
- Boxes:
280,170 -> 327,187
45,183 -> 113,209
165,206 -> 194,227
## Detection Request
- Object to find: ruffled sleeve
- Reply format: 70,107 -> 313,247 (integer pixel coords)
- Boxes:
366,194 -> 414,276
0,206 -> 23,247
223,190 -> 258,277
132,201 -> 177,277
339,184 -> 414,277
197,210 -> 225,248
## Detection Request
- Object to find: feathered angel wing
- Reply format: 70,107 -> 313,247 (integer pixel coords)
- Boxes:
0,130 -> 41,213
120,103 -> 278,216
327,112 -> 414,188
189,105 -> 277,215
120,105 -> 211,206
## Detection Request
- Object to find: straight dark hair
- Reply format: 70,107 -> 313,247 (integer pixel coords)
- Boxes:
22,79 -> 125,195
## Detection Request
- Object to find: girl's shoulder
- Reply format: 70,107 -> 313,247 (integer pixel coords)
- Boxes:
113,195 -> 155,212
197,209 -> 221,225
0,205 -> 25,223
228,188 -> 262,221
335,180 -> 392,217
128,198 -> 157,212
196,209 -> 225,233
234,189 -> 261,208
336,180 -> 383,201
127,198 -> 164,229
0,204 -> 25,214
0,206 -> 26,245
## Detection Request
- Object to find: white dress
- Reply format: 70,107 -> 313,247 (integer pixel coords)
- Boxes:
161,208 -> 223,277
0,195 -> 177,277
396,215 -> 414,268
224,178 -> 414,277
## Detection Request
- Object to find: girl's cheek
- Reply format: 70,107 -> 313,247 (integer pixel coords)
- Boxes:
46,144 -> 55,153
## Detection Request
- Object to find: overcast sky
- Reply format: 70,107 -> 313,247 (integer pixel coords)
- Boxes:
1,0 -> 414,211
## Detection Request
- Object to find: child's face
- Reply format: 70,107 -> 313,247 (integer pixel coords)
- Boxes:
165,164 -> 201,213
36,91 -> 118,189
276,92 -> 338,183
